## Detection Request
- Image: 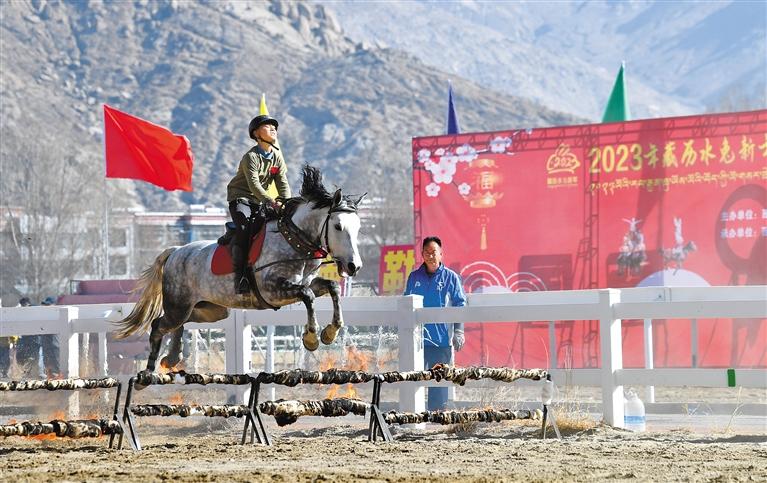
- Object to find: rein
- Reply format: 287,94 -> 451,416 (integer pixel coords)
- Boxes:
251,198 -> 356,275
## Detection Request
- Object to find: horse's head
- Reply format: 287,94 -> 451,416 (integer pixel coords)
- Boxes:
326,189 -> 364,277
296,165 -> 364,277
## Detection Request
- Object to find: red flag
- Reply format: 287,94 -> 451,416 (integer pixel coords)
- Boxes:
103,104 -> 193,191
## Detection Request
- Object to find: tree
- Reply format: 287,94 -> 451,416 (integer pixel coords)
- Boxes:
0,129 -> 106,304
356,175 -> 414,292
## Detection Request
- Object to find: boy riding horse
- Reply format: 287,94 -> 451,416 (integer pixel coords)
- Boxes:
226,115 -> 291,295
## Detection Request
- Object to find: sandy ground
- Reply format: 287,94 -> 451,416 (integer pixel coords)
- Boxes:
1,416 -> 765,482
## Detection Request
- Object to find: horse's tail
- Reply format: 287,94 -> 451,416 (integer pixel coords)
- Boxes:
114,247 -> 177,339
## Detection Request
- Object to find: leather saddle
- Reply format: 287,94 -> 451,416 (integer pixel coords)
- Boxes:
210,223 -> 267,276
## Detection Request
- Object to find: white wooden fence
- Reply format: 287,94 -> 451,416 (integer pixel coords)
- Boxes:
1,286 -> 765,428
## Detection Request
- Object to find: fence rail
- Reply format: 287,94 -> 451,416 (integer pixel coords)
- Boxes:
1,286 -> 765,428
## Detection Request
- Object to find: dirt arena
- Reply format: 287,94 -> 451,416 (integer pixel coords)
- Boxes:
1,416 -> 765,482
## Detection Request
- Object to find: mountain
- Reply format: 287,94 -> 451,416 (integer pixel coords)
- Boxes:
320,0 -> 767,120
0,0 -> 579,211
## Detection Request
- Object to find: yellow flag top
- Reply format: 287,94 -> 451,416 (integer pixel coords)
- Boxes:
260,93 -> 279,198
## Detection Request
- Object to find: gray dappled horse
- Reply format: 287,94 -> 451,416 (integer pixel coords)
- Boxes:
116,166 -> 363,376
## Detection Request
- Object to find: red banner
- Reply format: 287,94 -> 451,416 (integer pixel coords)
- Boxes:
413,110 -> 767,369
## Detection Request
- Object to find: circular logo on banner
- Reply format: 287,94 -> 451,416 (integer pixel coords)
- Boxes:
715,184 -> 766,281
461,261 -> 547,293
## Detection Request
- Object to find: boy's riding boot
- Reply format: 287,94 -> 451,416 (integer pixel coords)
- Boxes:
231,245 -> 251,295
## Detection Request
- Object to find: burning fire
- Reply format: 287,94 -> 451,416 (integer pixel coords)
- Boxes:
168,392 -> 184,405
344,346 -> 369,372
159,358 -> 183,373
29,433 -> 57,441
319,353 -> 339,372
343,384 -> 357,399
321,346 -> 369,399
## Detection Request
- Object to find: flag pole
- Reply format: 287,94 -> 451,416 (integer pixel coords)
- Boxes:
103,185 -> 110,279
101,110 -> 110,279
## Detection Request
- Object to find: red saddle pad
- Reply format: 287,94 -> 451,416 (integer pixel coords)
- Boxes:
210,229 -> 267,275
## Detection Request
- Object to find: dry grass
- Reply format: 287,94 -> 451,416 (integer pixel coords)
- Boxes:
546,382 -> 599,435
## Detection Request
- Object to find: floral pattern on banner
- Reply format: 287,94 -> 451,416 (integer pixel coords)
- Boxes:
417,134 -> 520,198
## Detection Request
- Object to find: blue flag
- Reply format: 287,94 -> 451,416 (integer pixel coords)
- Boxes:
446,82 -> 460,134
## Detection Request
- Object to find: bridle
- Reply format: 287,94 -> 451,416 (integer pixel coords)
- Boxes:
253,197 -> 358,274
246,195 -> 360,311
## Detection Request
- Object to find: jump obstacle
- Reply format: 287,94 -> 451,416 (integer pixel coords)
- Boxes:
0,377 -> 124,447
0,365 -> 561,450
120,371 -> 266,450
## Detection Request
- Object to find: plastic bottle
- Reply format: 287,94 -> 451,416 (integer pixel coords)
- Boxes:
624,388 -> 646,432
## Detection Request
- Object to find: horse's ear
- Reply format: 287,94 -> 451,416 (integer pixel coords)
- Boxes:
355,192 -> 367,207
332,189 -> 342,207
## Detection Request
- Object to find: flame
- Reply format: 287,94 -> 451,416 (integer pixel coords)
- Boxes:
344,346 -> 369,372
168,392 -> 184,405
46,370 -> 63,380
159,359 -> 183,373
51,410 -> 66,420
322,347 -> 371,399
29,433 -> 57,441
319,353 -> 339,371
326,385 -> 339,399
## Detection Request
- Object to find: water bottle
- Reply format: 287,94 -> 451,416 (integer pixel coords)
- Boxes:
624,388 -> 646,432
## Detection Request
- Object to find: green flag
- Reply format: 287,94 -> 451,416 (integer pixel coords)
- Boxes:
602,62 -> 631,122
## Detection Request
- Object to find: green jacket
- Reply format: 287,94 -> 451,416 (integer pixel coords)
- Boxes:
226,146 -> 291,203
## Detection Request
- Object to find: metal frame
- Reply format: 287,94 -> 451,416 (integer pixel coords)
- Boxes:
242,380 -> 271,445
0,377 -> 125,447
367,375 -> 558,442
120,373 -> 266,451
367,378 -> 392,442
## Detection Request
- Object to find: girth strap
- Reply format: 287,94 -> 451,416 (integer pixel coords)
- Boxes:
248,273 -> 278,311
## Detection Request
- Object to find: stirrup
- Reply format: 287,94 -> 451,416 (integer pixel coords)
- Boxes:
235,276 -> 251,295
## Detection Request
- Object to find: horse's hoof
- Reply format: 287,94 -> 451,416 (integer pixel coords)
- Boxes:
134,382 -> 147,391
320,326 -> 336,345
302,332 -> 319,352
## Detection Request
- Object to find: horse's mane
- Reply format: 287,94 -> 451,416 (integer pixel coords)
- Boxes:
280,165 -> 362,214
298,164 -> 334,209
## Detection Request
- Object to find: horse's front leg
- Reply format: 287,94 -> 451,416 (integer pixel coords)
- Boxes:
276,279 -> 319,351
309,277 -> 343,345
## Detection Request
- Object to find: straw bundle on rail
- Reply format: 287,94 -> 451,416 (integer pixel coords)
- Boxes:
258,398 -> 368,426
0,419 -> 122,438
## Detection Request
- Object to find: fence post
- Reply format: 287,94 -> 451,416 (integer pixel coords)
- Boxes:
58,306 -> 80,379
223,310 -> 249,374
97,332 -> 108,377
224,310 -> 250,404
190,329 -> 200,373
643,318 -> 655,403
58,306 -> 80,418
599,289 -> 623,428
397,295 -> 424,413
548,321 -> 557,370
265,324 -> 276,401
690,318 -> 698,367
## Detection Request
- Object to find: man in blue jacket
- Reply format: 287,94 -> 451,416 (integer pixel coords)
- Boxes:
404,236 -> 467,410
